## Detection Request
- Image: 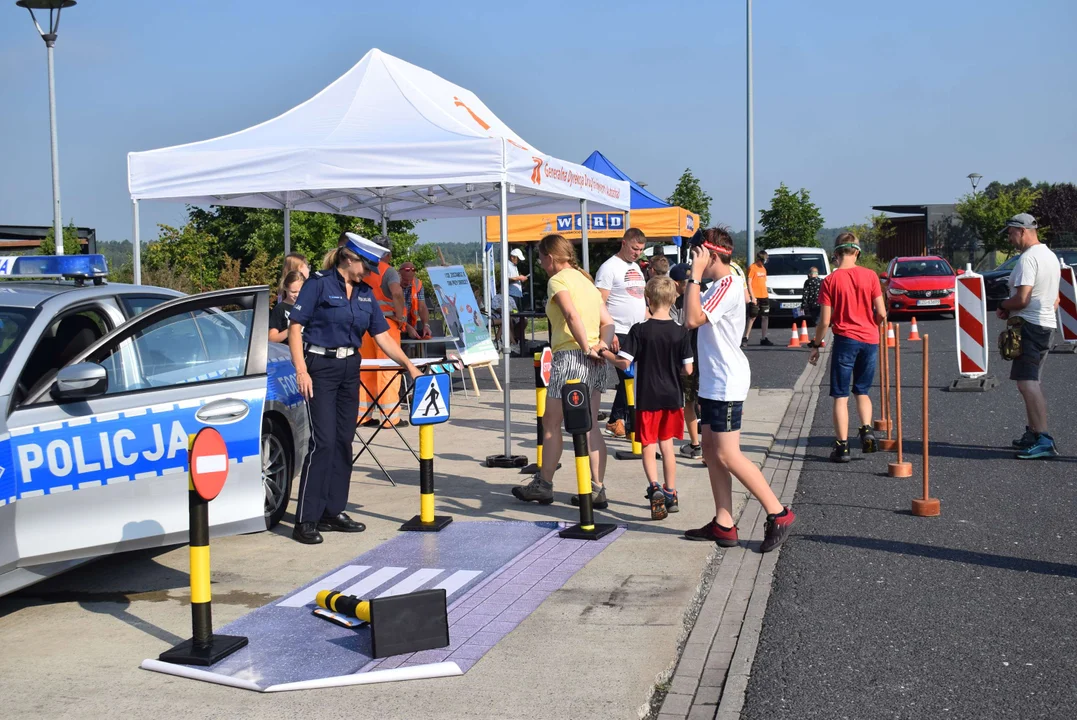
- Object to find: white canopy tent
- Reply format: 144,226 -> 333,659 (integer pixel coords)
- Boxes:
128,48 -> 630,466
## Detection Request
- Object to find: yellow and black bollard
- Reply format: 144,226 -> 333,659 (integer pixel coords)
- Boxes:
400,423 -> 453,531
315,588 -> 450,658
559,380 -> 617,541
615,367 -> 643,460
159,431 -> 248,666
522,349 -> 560,475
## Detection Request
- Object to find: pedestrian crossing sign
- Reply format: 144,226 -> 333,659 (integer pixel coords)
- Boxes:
410,374 -> 451,425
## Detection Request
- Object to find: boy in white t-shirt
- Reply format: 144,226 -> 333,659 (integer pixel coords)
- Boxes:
682,227 -> 795,553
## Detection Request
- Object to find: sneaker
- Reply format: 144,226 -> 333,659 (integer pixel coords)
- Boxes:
740,336 -> 749,349
1016,433 -> 1059,460
760,337 -> 774,346
570,483 -> 609,510
679,443 -> 703,459
1012,426 -> 1037,449
830,440 -> 851,463
685,518 -> 739,547
663,488 -> 679,514
859,425 -> 878,454
650,486 -> 668,521
604,420 -> 626,438
597,411 -> 609,422
760,507 -> 796,553
511,474 -> 554,504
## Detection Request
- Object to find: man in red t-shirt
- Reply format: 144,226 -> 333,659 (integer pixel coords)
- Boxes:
807,233 -> 887,462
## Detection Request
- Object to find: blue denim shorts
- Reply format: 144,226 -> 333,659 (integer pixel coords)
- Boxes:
829,335 -> 878,398
699,398 -> 743,433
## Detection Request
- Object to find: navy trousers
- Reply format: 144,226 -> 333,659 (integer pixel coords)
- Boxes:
295,352 -> 361,524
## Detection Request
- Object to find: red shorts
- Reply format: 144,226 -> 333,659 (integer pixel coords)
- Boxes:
635,408 -> 685,446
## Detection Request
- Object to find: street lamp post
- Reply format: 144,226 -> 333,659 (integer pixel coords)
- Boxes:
746,0 -> 755,263
17,0 -> 76,257
967,173 -> 983,265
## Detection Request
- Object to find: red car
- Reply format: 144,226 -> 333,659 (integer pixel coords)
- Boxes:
881,256 -> 957,315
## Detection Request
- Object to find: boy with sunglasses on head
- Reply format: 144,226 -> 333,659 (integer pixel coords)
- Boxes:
600,275 -> 694,520
681,227 -> 795,553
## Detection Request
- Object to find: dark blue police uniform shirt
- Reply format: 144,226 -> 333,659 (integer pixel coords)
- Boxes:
288,269 -> 389,349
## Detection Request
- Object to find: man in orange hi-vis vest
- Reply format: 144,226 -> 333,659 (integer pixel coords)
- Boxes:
357,238 -> 413,427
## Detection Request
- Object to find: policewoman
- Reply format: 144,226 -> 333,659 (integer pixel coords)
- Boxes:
287,233 -> 422,544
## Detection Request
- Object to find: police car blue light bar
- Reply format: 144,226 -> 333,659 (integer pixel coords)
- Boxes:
0,254 -> 109,279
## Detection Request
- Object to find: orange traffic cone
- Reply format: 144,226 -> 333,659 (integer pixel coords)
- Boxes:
886,322 -> 896,348
799,320 -> 810,345
787,323 -> 801,348
908,317 -> 921,341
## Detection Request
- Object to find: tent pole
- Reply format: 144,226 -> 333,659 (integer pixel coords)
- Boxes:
132,199 -> 141,286
381,213 -> 387,238
500,182 -> 512,459
580,199 -> 589,274
482,217 -> 492,337
528,243 -> 535,343
283,207 -> 291,256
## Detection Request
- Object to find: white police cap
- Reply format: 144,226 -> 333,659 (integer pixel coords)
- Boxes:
345,233 -> 390,264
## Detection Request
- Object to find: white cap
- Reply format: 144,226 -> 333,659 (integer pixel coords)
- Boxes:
510,248 -> 526,261
344,233 -> 389,264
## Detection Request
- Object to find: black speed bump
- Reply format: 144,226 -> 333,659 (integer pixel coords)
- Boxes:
315,588 -> 450,659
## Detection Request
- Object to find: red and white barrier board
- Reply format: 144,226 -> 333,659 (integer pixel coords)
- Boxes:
1058,263 -> 1077,343
954,265 -> 989,378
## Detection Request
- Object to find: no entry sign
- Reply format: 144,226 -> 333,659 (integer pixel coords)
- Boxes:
190,427 -> 229,501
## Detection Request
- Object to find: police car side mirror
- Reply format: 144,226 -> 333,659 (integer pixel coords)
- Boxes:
51,362 -> 108,402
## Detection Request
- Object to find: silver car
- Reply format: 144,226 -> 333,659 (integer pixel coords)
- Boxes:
0,265 -> 307,595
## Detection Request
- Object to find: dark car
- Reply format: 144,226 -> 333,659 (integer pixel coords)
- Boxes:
984,248 -> 1077,310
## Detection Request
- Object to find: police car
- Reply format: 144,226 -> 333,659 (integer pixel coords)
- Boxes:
0,255 -> 307,595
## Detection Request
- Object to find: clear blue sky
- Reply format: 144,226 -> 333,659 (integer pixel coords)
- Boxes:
1,0 -> 1075,247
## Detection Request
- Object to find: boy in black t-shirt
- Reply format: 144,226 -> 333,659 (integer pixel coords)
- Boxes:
601,276 -> 694,520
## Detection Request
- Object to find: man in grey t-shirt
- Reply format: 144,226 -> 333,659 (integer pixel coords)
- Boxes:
997,213 -> 1060,459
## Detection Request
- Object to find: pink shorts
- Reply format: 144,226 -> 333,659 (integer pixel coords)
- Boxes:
636,409 -> 685,446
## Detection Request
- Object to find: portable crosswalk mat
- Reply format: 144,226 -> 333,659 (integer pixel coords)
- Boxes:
141,520 -> 623,691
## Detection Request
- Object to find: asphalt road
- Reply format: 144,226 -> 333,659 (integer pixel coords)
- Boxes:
742,313 -> 1077,719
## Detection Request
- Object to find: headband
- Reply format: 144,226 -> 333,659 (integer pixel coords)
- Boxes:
833,243 -> 861,253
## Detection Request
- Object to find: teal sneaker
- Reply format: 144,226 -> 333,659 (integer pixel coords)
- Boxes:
1016,433 -> 1058,460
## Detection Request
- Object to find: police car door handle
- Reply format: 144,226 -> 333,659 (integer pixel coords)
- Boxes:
195,399 -> 251,425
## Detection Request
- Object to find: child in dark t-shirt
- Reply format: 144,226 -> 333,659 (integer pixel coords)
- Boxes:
269,271 -> 305,343
601,276 -> 694,520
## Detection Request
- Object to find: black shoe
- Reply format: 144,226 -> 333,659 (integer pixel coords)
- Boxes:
597,411 -> 609,422
830,440 -> 851,463
317,512 -> 366,533
1012,426 -> 1037,449
740,337 -> 749,348
760,337 -> 775,346
858,425 -> 878,454
292,522 -> 324,544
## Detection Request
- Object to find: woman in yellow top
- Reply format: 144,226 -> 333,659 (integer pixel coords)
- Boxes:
513,234 -> 616,508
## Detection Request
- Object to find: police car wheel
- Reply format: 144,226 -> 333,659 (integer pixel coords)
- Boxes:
261,418 -> 293,529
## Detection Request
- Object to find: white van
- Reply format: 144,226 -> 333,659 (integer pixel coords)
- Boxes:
760,247 -> 832,316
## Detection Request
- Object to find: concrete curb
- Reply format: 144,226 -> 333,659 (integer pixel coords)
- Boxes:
654,352 -> 828,720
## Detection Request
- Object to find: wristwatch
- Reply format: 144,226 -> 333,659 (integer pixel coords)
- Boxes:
807,340 -> 821,349
687,278 -> 702,286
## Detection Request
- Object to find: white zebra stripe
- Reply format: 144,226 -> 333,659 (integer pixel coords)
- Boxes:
433,570 -> 484,598
340,567 -> 408,597
377,568 -> 444,598
277,565 -> 371,607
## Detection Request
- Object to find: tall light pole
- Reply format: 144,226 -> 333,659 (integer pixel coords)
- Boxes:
17,0 -> 75,256
746,0 -> 755,262
967,173 -> 983,265
967,172 -> 982,194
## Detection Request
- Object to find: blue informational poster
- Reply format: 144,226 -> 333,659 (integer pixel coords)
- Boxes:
427,265 -> 499,366
410,374 -> 451,425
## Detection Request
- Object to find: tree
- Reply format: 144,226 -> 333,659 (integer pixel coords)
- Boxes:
39,221 -> 83,256
955,186 -> 1040,256
666,168 -> 712,228
143,223 -> 224,293
845,213 -> 895,256
1033,182 -> 1077,246
758,183 -> 824,249
983,177 -> 1040,200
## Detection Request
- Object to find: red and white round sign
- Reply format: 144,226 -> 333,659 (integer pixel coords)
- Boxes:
190,427 -> 229,501
540,347 -> 553,388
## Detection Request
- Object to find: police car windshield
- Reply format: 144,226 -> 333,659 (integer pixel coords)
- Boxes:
0,308 -> 36,377
764,254 -> 827,276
